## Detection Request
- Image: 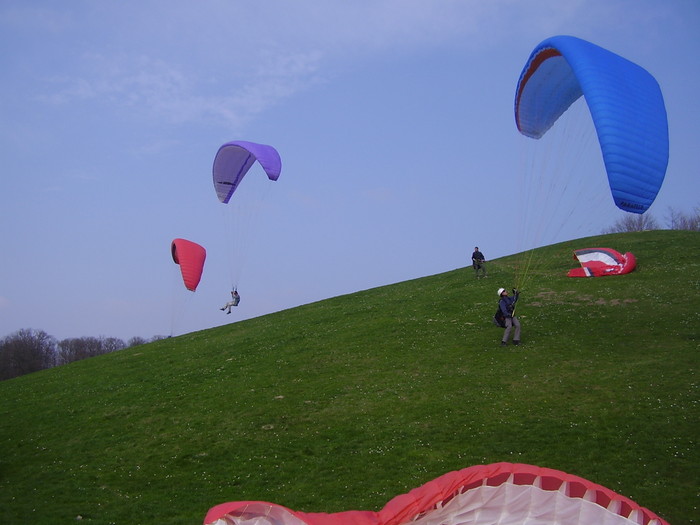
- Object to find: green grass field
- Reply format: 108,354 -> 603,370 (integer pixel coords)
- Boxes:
1,230 -> 697,524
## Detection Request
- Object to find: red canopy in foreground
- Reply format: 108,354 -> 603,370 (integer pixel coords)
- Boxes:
204,462 -> 668,525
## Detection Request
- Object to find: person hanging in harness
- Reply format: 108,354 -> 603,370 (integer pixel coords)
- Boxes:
220,289 -> 240,314
497,287 -> 521,346
471,246 -> 487,279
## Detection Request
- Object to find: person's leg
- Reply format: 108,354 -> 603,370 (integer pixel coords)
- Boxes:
512,317 -> 521,344
502,318 -> 512,344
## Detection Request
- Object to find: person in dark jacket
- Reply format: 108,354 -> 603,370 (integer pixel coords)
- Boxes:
498,287 -> 521,346
471,247 -> 487,278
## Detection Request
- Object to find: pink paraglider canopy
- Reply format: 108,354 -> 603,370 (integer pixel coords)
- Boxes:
204,462 -> 668,525
171,238 -> 206,292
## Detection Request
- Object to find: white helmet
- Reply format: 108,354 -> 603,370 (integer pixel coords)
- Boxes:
497,288 -> 507,296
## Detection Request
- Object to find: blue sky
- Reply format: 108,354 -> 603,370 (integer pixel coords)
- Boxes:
1,1 -> 698,341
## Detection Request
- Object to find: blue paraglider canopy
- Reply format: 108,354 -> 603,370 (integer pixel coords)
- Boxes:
515,35 -> 668,214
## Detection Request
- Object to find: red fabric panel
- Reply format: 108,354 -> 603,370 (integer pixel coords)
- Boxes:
171,238 -> 206,291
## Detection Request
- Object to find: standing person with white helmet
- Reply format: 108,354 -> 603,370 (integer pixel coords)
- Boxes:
498,287 -> 521,346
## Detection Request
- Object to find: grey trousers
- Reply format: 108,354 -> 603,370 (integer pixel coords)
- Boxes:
503,316 -> 521,343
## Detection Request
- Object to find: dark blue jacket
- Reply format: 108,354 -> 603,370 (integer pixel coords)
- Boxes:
499,293 -> 519,318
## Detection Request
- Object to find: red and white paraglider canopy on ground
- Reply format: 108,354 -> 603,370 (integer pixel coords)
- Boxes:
204,462 -> 668,525
567,248 -> 636,278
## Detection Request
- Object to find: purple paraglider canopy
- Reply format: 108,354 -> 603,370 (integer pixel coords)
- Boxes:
212,140 -> 281,204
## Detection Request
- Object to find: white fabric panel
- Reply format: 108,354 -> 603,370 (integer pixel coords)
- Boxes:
410,481 -> 641,525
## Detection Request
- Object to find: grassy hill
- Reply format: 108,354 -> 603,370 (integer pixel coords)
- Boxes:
1,230 -> 697,525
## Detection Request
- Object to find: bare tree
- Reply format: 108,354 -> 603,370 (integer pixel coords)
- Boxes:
103,337 -> 127,353
58,337 -> 100,365
57,336 -> 126,365
0,329 -> 57,380
605,205 -> 700,233
128,336 -> 148,347
666,206 -> 700,231
603,213 -> 659,233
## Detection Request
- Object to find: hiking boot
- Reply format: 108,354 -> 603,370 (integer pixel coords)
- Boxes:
500,341 -> 508,346
513,340 -> 520,346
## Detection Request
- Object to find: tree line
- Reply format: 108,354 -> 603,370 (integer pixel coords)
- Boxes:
0,329 -> 165,381
603,205 -> 700,233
